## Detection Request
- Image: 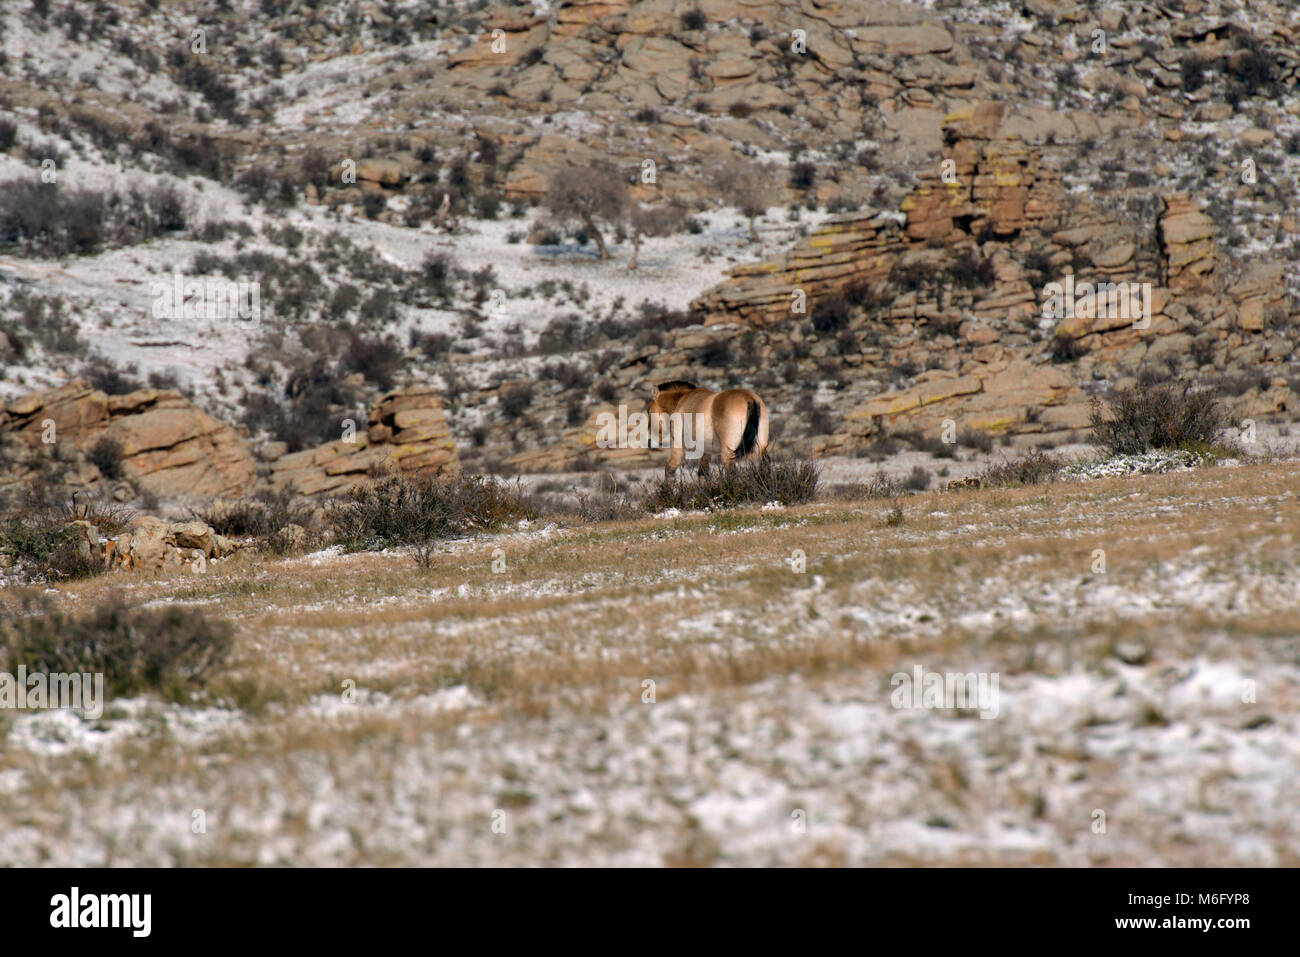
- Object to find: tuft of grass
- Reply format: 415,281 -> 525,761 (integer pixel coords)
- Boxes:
0,593 -> 234,701
643,457 -> 820,512
328,471 -> 538,550
980,447 -> 1063,487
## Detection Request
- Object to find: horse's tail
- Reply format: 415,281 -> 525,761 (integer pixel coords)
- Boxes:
736,398 -> 760,457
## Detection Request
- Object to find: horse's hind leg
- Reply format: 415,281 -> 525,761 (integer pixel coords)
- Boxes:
697,451 -> 711,476
665,443 -> 684,478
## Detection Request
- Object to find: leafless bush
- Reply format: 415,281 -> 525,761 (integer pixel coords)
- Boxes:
980,447 -> 1064,487
0,593 -> 234,700
644,457 -> 820,511
1089,380 -> 1226,455
328,472 -> 537,549
709,156 -> 780,241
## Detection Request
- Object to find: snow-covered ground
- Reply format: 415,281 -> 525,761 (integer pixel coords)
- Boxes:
2,461 -> 1297,866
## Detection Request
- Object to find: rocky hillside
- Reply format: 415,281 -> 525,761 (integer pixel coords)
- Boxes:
1,0 -> 1298,502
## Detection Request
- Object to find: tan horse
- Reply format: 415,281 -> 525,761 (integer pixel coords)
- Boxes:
647,380 -> 770,476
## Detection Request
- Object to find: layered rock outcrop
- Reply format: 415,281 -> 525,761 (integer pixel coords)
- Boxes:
0,380 -> 257,500
269,387 -> 459,495
0,382 -> 459,503
691,103 -> 1077,328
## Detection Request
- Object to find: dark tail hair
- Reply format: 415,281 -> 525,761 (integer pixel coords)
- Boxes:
736,399 -> 760,457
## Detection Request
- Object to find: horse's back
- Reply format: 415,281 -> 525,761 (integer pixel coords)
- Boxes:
675,388 -> 716,416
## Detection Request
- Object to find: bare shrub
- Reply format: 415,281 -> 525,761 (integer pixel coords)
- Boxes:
0,180 -> 105,256
0,179 -> 188,257
78,355 -> 141,394
329,472 -> 538,549
680,8 -> 707,30
0,496 -> 129,582
643,456 -> 819,511
345,333 -> 403,389
499,383 -> 534,418
1050,329 -> 1085,363
193,488 -> 317,555
789,160 -> 816,191
980,447 -> 1063,486
1089,381 -> 1225,455
902,465 -> 931,491
811,295 -> 851,333
626,202 -> 686,270
958,428 -> 993,454
0,593 -> 234,700
87,436 -> 125,480
945,248 -> 996,288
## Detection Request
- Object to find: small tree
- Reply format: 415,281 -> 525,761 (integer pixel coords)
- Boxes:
543,164 -> 628,260
626,202 -> 686,270
709,156 -> 779,242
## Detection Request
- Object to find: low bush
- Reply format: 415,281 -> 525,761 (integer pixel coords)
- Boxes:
1089,380 -> 1225,456
811,295 -> 851,333
87,436 -> 125,480
80,355 -> 142,394
192,488 -> 317,555
1050,329 -> 1085,363
642,456 -> 819,512
946,249 -> 996,289
980,447 -> 1063,487
902,464 -> 931,491
0,181 -> 106,257
0,180 -> 189,257
0,495 -> 131,582
344,333 -> 403,389
958,428 -> 993,454
569,475 -> 646,523
498,382 -> 535,418
680,8 -> 707,30
0,593 -> 234,700
828,471 -> 907,500
328,472 -> 538,549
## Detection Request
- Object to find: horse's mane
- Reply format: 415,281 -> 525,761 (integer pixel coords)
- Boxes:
656,380 -> 697,393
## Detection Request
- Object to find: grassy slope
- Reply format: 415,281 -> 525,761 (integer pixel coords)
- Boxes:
2,462 -> 1299,865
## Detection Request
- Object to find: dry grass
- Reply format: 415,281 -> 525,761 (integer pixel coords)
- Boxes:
53,464 -> 1300,707
5,462 -> 1299,865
